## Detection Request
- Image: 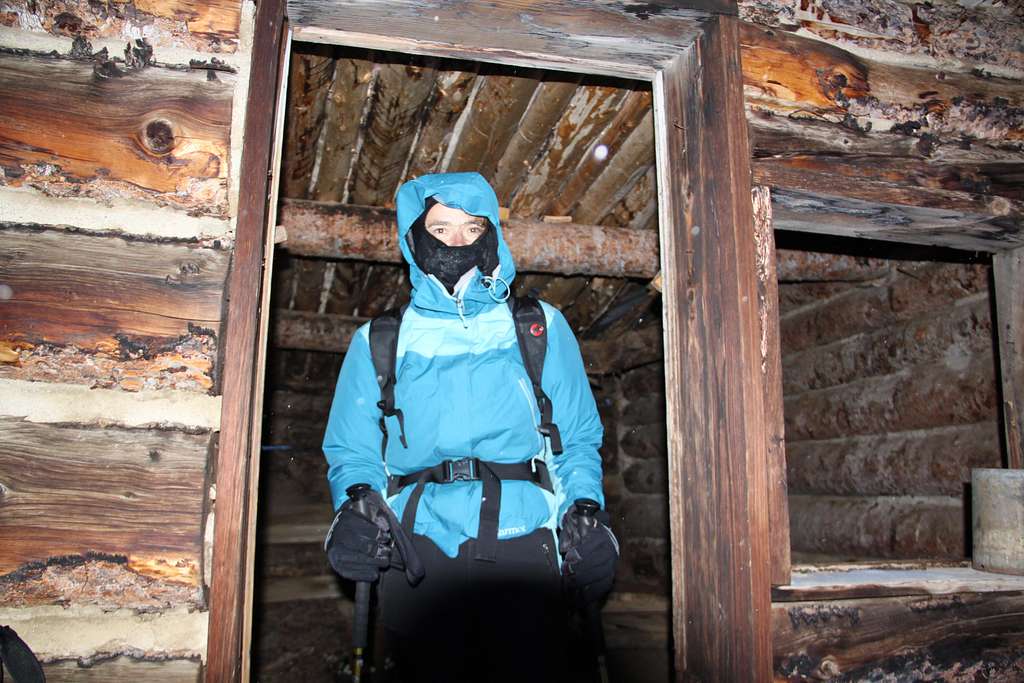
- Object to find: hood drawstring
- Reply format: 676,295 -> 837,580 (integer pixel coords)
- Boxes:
482,275 -> 511,303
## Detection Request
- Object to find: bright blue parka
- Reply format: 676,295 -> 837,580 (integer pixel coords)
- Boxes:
322,172 -> 605,558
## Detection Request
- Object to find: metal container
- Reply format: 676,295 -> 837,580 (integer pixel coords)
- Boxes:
972,468 -> 1024,575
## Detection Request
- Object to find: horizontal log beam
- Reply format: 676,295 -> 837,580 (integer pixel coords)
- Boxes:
786,422 -> 1002,497
3,0 -> 242,53
278,199 -> 899,281
788,494 -> 965,559
780,262 -> 989,355
0,418 -> 209,604
773,592 -> 1024,680
784,353 -> 997,442
279,199 -> 660,278
0,51 -> 234,215
781,294 -> 992,394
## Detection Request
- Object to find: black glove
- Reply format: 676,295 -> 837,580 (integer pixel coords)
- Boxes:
559,499 -> 619,607
324,486 -> 394,583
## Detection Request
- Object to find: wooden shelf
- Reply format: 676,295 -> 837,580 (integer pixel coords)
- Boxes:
774,564 -> 1024,602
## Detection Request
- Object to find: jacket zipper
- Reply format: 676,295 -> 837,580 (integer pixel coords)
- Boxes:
517,377 -> 544,450
541,539 -> 560,577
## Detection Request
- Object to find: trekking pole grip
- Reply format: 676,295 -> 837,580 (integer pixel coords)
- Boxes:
346,484 -> 375,664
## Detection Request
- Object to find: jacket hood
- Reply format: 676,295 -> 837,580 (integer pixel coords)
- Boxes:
395,172 -> 516,316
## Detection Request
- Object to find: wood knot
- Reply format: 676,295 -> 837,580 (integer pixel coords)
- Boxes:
143,120 -> 175,156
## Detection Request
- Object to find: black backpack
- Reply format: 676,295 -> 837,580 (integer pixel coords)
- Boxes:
0,626 -> 44,683
368,296 -> 563,459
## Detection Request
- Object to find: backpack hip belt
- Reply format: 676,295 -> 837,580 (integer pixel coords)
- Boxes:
387,457 -> 553,563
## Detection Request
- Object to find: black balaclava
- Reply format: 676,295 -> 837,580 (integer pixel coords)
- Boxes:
410,197 -> 500,293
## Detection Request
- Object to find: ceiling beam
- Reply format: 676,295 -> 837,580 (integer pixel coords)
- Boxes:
278,198 -> 899,280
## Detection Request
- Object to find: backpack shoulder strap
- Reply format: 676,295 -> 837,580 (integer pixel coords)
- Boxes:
369,305 -> 408,459
509,296 -> 563,454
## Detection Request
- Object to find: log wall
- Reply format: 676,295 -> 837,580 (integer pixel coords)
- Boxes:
0,1 -> 255,677
780,257 -> 1002,561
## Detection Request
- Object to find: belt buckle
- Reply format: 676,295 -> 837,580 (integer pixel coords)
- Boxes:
446,458 -> 477,482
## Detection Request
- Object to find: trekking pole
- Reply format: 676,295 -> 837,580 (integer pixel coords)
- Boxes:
346,484 -> 375,683
575,500 -> 610,683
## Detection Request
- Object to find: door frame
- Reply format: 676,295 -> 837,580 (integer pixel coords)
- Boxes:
208,2 -> 782,680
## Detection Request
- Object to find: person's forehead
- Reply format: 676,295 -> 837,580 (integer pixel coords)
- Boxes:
425,202 -> 486,224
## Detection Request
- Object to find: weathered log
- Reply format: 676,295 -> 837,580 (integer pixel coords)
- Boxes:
43,657 -> 202,682
752,185 -> 791,585
773,592 -> 1024,681
786,422 -> 1002,497
0,51 -> 234,215
0,418 -> 209,601
443,70 -> 540,177
784,353 -> 998,441
573,113 -> 656,226
771,189 -> 1023,252
994,247 -> 1024,469
739,22 -> 1024,144
740,0 -> 1024,76
308,57 -> 377,202
0,226 -> 226,390
781,293 -> 992,394
779,261 -> 990,355
548,89 -> 653,218
596,164 -> 658,231
347,58 -> 437,207
278,199 -> 660,278
401,67 -> 478,181
509,83 -> 628,218
1,0 -> 241,53
788,494 -> 965,559
280,47 -> 335,199
490,78 -> 579,205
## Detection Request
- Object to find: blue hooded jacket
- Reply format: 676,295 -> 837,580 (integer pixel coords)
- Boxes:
322,172 -> 604,558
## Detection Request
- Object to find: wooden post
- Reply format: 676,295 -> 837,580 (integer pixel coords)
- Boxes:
752,186 -> 791,587
653,15 -> 772,680
206,0 -> 287,680
994,247 -> 1024,470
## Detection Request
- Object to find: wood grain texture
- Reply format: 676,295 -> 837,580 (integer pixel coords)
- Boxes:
0,418 -> 209,603
510,83 -> 627,218
289,0 -> 712,79
994,247 -> 1024,469
775,565 -> 1024,602
770,188 -> 1023,252
0,52 -> 234,215
206,0 -> 286,678
784,352 -> 998,441
279,47 -> 335,199
779,261 -> 990,355
654,16 -> 771,680
489,78 -> 579,205
789,494 -> 966,560
43,657 -> 201,682
752,186 -> 790,586
401,67 -> 479,181
786,422 -> 1002,497
2,0 -> 241,53
0,226 -> 226,390
442,70 -> 539,178
279,199 -> 660,277
308,56 -> 377,201
739,22 -> 1024,144
773,592 -> 1024,680
347,57 -> 437,207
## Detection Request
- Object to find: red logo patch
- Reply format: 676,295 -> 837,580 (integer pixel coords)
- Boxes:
530,323 -> 545,337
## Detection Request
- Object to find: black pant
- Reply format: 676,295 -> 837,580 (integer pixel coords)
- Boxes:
380,528 -> 569,683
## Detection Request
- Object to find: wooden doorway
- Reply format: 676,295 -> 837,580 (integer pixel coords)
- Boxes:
209,3 -> 780,681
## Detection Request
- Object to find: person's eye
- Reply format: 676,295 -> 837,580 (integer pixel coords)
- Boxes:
429,226 -> 444,235
469,225 -> 484,233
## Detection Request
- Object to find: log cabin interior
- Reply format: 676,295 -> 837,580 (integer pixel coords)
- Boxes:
1,0 -> 1022,682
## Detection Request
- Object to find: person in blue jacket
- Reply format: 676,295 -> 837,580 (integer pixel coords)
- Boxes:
322,172 -> 617,682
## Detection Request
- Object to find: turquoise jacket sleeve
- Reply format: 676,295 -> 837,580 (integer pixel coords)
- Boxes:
541,303 -> 605,520
322,325 -> 388,511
